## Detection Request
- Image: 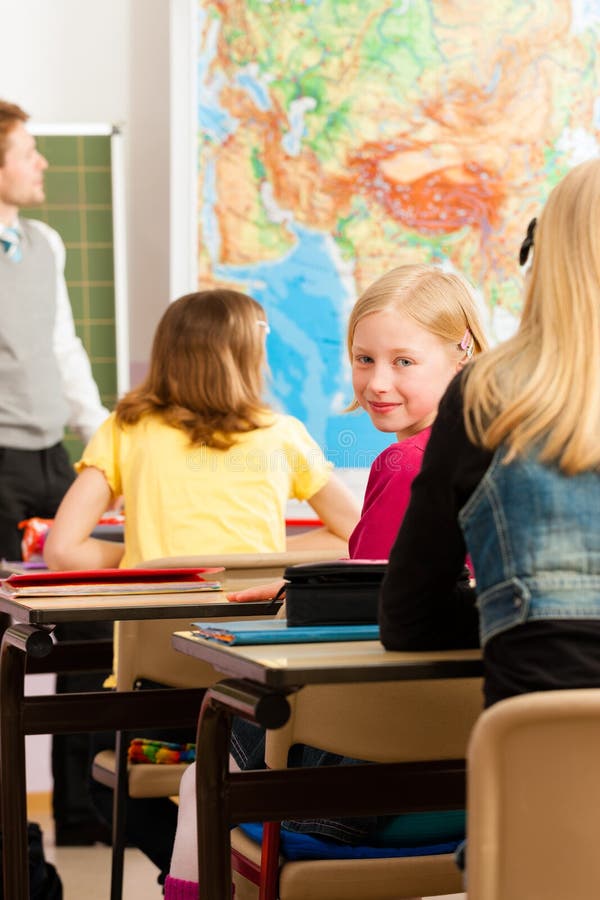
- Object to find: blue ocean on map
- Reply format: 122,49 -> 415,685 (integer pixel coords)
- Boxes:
213,226 -> 389,467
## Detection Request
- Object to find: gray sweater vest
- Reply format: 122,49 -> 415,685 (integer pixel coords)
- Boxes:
0,219 -> 68,449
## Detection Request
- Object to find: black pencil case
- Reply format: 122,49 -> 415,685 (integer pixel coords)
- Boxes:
283,560 -> 387,627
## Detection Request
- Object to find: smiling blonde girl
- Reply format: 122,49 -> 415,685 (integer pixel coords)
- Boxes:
347,264 -> 487,558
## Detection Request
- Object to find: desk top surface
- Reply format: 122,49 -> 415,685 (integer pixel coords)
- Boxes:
0,590 -> 280,625
172,630 -> 483,687
0,552 -> 332,626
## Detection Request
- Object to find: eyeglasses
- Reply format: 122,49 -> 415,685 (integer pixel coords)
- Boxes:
519,217 -> 537,267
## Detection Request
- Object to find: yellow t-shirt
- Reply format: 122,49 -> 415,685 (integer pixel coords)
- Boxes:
76,411 -> 332,567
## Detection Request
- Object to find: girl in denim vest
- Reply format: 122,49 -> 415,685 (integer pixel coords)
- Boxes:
381,157 -> 600,710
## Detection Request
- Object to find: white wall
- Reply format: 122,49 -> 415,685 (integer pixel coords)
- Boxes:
0,0 -> 131,122
0,0 -> 189,794
0,0 -> 187,381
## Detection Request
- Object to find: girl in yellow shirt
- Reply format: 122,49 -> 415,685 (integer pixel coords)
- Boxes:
45,289 -> 359,569
43,288 -> 360,884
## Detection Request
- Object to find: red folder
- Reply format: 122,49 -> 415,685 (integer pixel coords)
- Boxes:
2,567 -> 223,588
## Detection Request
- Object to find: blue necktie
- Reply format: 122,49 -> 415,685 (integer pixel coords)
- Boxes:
0,226 -> 22,262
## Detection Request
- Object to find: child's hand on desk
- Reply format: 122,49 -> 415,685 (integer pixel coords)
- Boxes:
226,579 -> 285,604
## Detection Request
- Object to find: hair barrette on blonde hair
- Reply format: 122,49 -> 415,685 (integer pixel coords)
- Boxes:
257,319 -> 271,334
519,217 -> 537,267
459,328 -> 475,359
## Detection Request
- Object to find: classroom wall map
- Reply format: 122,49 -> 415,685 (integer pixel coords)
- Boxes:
196,0 -> 600,465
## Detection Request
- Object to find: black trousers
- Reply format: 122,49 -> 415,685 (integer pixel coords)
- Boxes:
0,442 -> 113,835
52,621 -> 113,835
0,442 -> 75,560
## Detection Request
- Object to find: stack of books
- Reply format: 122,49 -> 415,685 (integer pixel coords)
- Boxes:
0,567 -> 223,599
190,618 -> 380,645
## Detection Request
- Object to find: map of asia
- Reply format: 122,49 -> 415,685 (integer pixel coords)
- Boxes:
196,0 -> 600,465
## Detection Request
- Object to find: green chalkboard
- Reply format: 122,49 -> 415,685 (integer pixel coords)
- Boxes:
20,127 -> 127,462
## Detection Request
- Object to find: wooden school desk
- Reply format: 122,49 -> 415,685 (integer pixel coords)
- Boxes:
172,630 -> 483,900
0,589 -> 281,900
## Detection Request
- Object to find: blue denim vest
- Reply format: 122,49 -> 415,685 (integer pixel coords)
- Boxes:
459,448 -> 600,646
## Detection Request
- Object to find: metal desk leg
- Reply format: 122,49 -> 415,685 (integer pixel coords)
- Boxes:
109,728 -> 132,900
0,624 -> 53,900
195,680 -> 291,900
195,693 -> 232,900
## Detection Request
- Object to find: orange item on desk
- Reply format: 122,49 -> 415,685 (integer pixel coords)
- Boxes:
17,517 -> 53,561
18,512 -> 126,561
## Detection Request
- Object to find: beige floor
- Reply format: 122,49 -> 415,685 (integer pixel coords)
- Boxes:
34,809 -> 465,900
36,810 -> 163,900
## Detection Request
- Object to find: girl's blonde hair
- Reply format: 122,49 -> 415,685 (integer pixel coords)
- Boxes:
346,264 -> 488,410
464,158 -> 600,474
116,289 -> 270,449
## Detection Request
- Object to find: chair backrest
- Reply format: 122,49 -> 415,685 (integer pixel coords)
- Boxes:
116,550 -> 341,690
467,688 -> 600,900
115,616 -> 221,689
141,549 -> 341,592
265,677 -> 483,768
247,676 -> 482,900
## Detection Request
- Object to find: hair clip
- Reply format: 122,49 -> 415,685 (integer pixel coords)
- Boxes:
519,217 -> 537,267
459,328 -> 475,359
257,320 -> 271,335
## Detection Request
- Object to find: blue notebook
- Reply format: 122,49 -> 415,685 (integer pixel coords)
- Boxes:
190,618 -> 380,645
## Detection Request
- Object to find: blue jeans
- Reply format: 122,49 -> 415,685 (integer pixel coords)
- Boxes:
230,717 -> 378,844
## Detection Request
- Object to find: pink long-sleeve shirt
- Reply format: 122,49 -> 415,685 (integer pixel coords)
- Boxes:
348,427 -> 432,560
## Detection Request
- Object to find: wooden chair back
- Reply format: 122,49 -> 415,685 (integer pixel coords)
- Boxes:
467,687 -> 600,900
232,675 -> 484,900
121,550 -> 341,689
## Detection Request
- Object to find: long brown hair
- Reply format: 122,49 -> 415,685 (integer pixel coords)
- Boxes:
464,158 -> 600,474
116,289 -> 271,449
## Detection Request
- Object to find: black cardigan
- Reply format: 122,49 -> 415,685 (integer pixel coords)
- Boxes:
379,373 -> 600,708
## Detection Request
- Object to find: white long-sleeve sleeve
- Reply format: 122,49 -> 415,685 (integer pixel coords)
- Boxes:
28,220 -> 110,443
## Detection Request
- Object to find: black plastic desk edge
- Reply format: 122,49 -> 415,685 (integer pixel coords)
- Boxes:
0,598 -> 282,625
